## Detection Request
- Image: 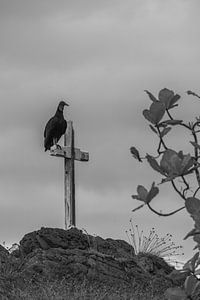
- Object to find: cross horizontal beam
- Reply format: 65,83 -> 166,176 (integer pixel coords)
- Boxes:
50,146 -> 89,161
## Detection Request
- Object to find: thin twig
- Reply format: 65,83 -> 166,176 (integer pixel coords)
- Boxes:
166,109 -> 173,120
193,186 -> 200,198
147,202 -> 185,217
167,108 -> 192,131
156,125 -> 168,154
171,180 -> 186,200
191,123 -> 200,186
181,175 -> 190,197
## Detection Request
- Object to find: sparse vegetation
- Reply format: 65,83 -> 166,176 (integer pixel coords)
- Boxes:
126,219 -> 184,266
2,278 -> 168,300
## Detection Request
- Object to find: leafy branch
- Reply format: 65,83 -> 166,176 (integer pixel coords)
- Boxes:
131,88 -> 200,299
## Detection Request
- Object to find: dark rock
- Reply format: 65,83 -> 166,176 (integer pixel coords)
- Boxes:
90,236 -> 135,259
136,252 -> 174,275
16,247 -> 150,288
20,227 -> 90,255
0,244 -> 19,299
20,227 -> 134,259
0,244 -> 10,269
17,228 -> 174,288
0,244 -> 8,256
0,227 -> 180,298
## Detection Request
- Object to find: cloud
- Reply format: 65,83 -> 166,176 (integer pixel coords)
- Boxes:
0,0 -> 196,74
0,0 -> 200,262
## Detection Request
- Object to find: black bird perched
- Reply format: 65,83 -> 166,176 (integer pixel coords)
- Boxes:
44,101 -> 69,151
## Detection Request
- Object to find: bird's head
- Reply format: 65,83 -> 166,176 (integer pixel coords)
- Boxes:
58,101 -> 69,112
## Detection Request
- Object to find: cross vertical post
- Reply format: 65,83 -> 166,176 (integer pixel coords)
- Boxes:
64,121 -> 75,229
50,120 -> 89,230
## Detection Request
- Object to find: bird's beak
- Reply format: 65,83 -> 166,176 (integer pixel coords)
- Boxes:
64,102 -> 69,106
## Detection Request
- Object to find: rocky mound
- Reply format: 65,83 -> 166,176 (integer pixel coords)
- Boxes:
19,227 -> 135,259
0,227 -> 186,299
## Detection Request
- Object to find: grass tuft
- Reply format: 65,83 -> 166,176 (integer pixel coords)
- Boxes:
126,219 -> 184,266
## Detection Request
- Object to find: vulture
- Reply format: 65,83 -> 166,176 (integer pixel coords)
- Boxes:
44,101 -> 69,151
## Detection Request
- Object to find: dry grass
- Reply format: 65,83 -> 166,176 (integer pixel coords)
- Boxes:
0,254 -> 171,300
5,279 -> 167,300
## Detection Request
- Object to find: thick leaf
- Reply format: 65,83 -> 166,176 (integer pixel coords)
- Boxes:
185,197 -> 200,216
143,101 -> 165,125
131,195 -> 141,201
159,149 -> 192,176
149,124 -> 158,134
131,194 -> 143,201
146,182 -> 159,203
184,275 -> 198,296
132,183 -> 159,204
181,154 -> 194,174
144,90 -> 157,102
161,120 -> 183,126
165,287 -> 187,300
183,252 -> 199,273
130,146 -> 142,162
137,185 -> 148,201
184,228 -> 198,240
132,185 -> 148,202
146,154 -> 165,175
158,89 -> 181,110
150,101 -> 166,124
169,94 -> 181,109
158,88 -> 174,108
159,88 -> 174,100
143,109 -> 156,124
160,149 -> 182,176
160,127 -> 171,138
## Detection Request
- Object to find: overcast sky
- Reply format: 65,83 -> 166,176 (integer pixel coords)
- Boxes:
0,0 -> 200,262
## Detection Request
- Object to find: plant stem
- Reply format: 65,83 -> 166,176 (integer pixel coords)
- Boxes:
156,125 -> 168,154
181,176 -> 190,197
192,123 -> 200,186
147,202 -> 185,216
193,186 -> 200,197
171,180 -> 186,201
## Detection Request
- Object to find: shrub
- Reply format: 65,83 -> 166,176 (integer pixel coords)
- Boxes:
131,88 -> 200,299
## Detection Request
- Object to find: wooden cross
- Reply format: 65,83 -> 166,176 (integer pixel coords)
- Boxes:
50,121 -> 89,230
